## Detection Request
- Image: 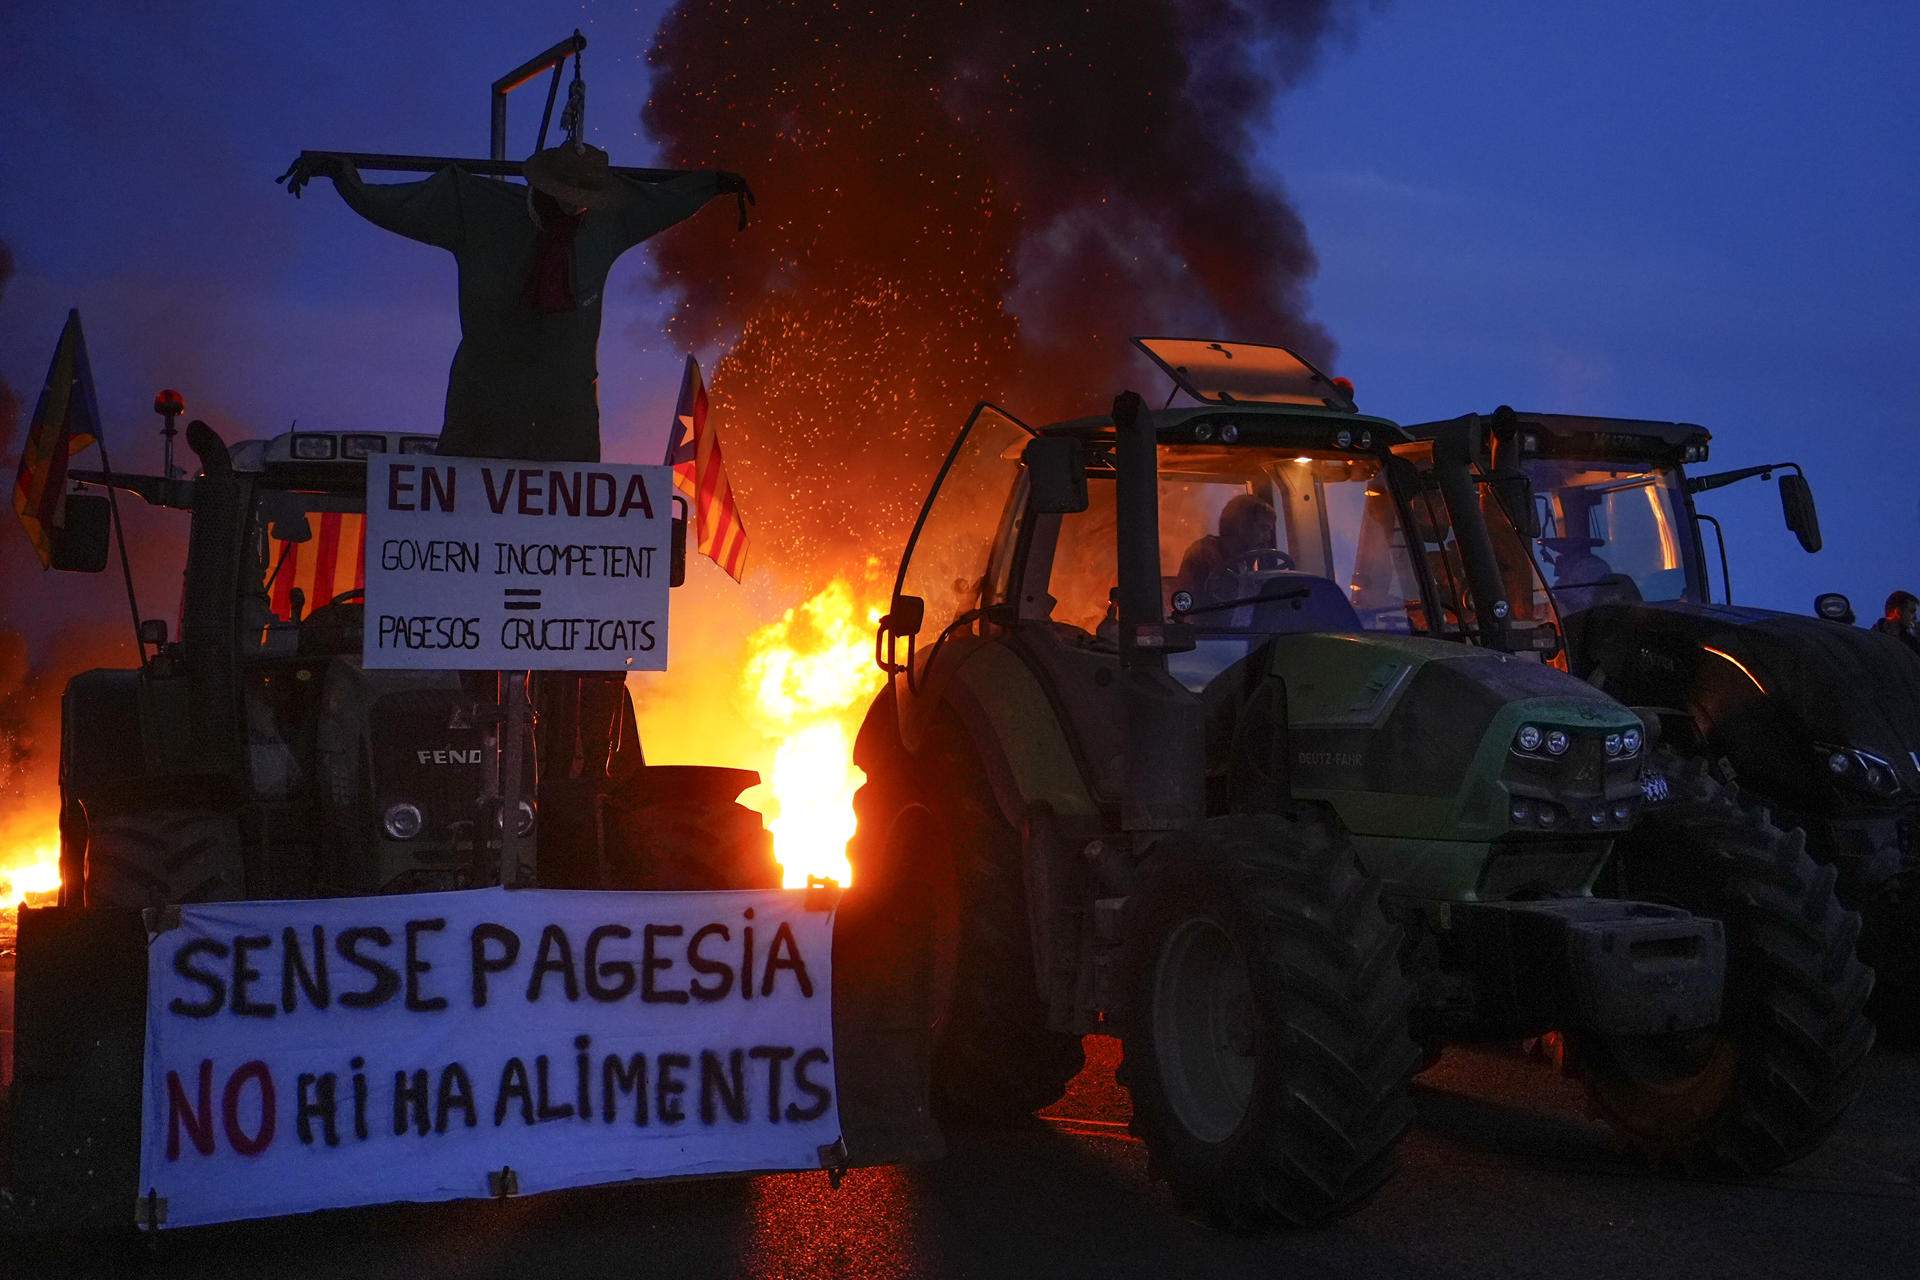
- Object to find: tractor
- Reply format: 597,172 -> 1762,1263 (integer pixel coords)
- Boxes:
48,420 -> 771,905
850,339 -> 1870,1228
3,417 -> 829,1232
1409,407 -> 1917,1042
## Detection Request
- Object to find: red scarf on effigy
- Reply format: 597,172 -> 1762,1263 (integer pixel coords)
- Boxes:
524,193 -> 586,313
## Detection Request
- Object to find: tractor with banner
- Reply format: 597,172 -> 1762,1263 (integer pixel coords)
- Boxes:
850,339 -> 1871,1228
1407,407 -> 1919,1043
2,30 -> 938,1236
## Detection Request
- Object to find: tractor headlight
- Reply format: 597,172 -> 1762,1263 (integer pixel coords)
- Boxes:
1545,729 -> 1571,756
383,801 -> 424,840
1827,751 -> 1852,775
1604,732 -> 1623,757
1516,724 -> 1543,753
496,800 -> 536,836
1622,728 -> 1643,755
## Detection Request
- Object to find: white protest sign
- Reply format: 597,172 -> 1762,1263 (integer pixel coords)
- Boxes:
361,455 -> 671,671
139,888 -> 838,1228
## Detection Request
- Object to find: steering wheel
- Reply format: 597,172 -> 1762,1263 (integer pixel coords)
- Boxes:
322,586 -> 365,609
1232,546 -> 1296,573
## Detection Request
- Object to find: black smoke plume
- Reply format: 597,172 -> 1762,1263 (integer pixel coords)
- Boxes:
643,1 -> 1360,579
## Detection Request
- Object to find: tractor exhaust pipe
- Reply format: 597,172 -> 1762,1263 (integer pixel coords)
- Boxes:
1111,391 -> 1204,835
1113,391 -> 1165,673
1432,415 -> 1518,652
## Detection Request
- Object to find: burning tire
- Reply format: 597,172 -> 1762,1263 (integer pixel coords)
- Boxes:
1584,750 -> 1875,1171
604,766 -> 779,891
1117,812 -> 1418,1229
82,807 -> 246,908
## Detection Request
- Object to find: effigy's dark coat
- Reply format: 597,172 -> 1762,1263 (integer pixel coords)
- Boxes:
333,164 -> 725,461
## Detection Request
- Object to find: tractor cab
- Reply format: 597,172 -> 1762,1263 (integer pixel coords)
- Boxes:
883,339 -> 1541,709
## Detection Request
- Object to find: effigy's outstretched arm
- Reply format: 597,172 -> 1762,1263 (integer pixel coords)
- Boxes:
611,169 -> 757,247
278,153 -> 466,250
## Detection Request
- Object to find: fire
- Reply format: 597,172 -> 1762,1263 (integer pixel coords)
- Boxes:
738,577 -> 887,888
2,837 -> 61,912
628,566 -> 890,892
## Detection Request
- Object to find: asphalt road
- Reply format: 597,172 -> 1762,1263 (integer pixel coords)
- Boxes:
16,1039 -> 1919,1280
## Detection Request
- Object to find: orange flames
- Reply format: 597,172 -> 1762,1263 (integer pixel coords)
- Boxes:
632,566 -> 889,891
738,578 -> 888,888
1,830 -> 60,914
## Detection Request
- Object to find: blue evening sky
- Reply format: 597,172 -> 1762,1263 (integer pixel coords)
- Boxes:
2,1 -> 1915,622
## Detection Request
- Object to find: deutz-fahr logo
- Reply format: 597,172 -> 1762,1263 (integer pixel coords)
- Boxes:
1296,749 -> 1363,768
416,748 -> 485,765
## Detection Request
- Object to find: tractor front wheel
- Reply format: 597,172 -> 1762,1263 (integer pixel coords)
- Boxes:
1585,750 -> 1875,1171
1118,812 -> 1418,1229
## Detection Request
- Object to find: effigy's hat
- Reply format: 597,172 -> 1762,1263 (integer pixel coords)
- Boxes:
525,142 -> 618,209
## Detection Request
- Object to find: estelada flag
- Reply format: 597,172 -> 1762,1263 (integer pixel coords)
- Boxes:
664,355 -> 749,582
12,310 -> 102,567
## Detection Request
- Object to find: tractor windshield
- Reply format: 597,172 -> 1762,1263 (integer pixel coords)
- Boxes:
1048,444 -> 1433,687
1523,458 -> 1699,613
247,484 -> 368,656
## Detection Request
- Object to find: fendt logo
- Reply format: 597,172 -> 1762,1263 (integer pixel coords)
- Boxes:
416,748 -> 484,765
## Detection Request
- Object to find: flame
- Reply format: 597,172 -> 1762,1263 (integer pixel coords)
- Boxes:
629,565 -> 890,892
2,834 -> 61,912
738,577 -> 887,888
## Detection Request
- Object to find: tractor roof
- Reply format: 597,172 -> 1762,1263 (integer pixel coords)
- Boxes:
229,428 -> 441,474
1407,410 -> 1712,450
1040,401 -> 1409,446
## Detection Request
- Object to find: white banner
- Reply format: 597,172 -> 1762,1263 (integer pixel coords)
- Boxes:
139,888 -> 837,1228
361,455 -> 672,671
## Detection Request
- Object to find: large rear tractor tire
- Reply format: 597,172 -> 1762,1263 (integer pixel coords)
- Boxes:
1118,812 -> 1419,1230
851,724 -> 1085,1123
1585,750 -> 1875,1172
926,733 -> 1085,1121
83,807 -> 246,908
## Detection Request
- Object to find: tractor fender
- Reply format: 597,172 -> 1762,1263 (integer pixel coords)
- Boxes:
856,637 -> 1099,835
59,668 -> 147,809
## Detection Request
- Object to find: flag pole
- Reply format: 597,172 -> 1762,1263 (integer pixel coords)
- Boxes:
68,312 -> 146,665
90,419 -> 147,666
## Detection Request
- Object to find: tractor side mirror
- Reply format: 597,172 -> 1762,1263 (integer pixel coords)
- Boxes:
885,594 -> 925,637
1488,474 -> 1539,539
139,618 -> 170,647
1023,437 -> 1088,514
1814,592 -> 1854,624
49,493 -> 111,573
875,594 -> 925,675
1779,473 -> 1821,554
670,498 -> 689,588
268,512 -> 313,544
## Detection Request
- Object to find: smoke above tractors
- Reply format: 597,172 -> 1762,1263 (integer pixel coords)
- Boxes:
642,0 -> 1351,570
632,3 -> 1359,884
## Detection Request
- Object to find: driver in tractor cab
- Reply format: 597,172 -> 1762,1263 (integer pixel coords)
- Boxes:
1172,492 -> 1279,607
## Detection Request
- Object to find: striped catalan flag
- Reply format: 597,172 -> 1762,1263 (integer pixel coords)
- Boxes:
664,355 -> 748,583
12,310 -> 102,568
267,512 -> 367,619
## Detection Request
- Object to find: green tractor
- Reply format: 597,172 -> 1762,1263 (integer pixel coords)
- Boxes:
1409,407 -> 1914,1042
851,339 -> 1870,1227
